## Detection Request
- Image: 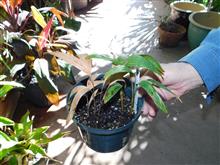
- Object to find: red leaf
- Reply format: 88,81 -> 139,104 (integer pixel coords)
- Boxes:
38,15 -> 54,50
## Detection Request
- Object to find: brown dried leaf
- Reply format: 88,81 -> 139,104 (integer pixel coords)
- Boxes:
66,86 -> 92,124
48,51 -> 92,75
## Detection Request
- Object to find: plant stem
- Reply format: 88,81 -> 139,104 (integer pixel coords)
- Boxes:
120,90 -> 124,111
133,69 -> 140,114
0,56 -> 11,71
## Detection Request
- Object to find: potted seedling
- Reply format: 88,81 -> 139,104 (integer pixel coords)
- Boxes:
64,53 -> 175,153
0,111 -> 67,165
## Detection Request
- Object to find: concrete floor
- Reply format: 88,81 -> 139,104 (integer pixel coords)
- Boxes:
34,0 -> 220,164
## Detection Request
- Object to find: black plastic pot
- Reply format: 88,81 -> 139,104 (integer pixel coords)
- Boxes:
76,98 -> 142,153
67,76 -> 143,153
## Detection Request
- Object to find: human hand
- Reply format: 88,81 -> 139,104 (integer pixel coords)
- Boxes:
141,62 -> 203,121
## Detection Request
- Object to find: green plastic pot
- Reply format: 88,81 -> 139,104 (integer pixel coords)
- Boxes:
188,11 -> 220,49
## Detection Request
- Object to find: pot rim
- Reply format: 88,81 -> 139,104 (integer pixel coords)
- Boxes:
170,1 -> 207,13
158,22 -> 186,34
189,11 -> 220,30
76,109 -> 142,135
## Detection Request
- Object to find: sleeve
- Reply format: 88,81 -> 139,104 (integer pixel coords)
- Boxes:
179,27 -> 220,101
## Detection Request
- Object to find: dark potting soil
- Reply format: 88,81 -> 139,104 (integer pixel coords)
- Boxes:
75,96 -> 134,130
160,22 -> 180,33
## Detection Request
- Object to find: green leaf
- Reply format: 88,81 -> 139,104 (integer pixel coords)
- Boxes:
38,132 -> 65,145
139,80 -> 168,113
104,65 -> 131,80
33,58 -> 59,104
88,54 -> 113,61
104,82 -> 123,104
126,55 -> 163,75
64,17 -> 81,31
30,126 -> 49,140
0,81 -> 24,88
0,116 -> 14,127
0,130 -> 11,141
112,56 -> 127,65
0,85 -> 13,98
0,7 -> 9,22
28,144 -> 46,156
147,79 -> 175,96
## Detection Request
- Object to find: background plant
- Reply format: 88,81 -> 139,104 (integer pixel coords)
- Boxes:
0,0 -> 81,105
0,111 -> 67,165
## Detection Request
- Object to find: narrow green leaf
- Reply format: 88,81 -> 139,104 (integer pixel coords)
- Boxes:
0,130 -> 11,141
28,144 -> 46,156
142,55 -> 164,73
38,132 -> 65,145
30,126 -> 49,140
112,56 -> 127,65
0,85 -> 13,98
147,79 -> 175,96
0,81 -> 24,88
104,65 -> 131,80
104,82 -> 123,104
139,80 -> 168,113
0,116 -> 14,127
126,55 -> 163,75
88,54 -> 113,61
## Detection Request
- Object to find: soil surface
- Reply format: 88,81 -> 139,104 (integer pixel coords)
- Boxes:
75,95 -> 134,129
160,21 -> 181,33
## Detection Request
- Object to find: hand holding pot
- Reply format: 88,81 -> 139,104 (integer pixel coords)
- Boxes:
141,63 -> 203,120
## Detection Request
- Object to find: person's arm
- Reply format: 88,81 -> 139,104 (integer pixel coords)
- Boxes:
142,28 -> 220,120
180,28 -> 220,101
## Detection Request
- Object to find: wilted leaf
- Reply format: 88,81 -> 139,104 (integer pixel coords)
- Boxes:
0,116 -> 14,127
49,51 -> 92,75
139,80 -> 167,113
31,6 -> 47,28
66,86 -> 91,124
104,65 -> 131,80
104,82 -> 123,104
50,7 -> 67,26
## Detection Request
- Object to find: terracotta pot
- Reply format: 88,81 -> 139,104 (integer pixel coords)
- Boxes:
158,22 -> 186,47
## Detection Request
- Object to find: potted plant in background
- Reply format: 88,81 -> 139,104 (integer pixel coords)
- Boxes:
63,53 -> 175,153
0,111 -> 67,165
158,17 -> 186,47
0,0 -> 81,108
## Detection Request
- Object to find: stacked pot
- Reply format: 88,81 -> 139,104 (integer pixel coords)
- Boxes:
169,1 -> 220,49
